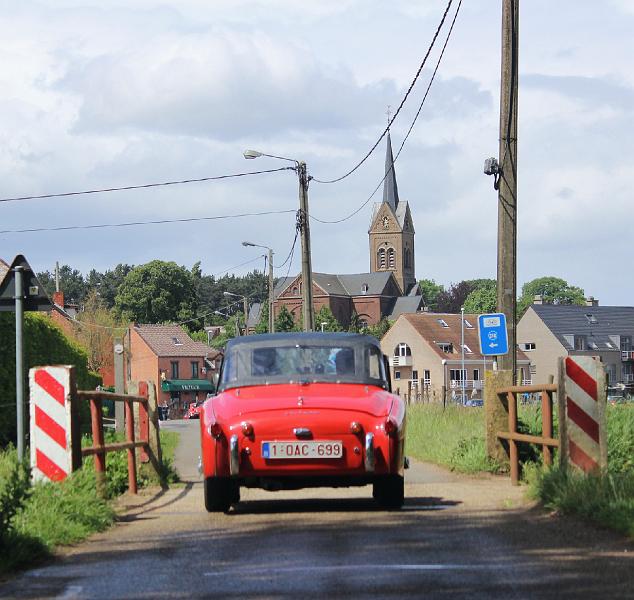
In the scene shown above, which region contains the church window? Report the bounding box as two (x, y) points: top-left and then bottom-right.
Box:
(377, 248), (386, 269)
(404, 248), (411, 268)
(361, 283), (369, 294)
(387, 247), (396, 269)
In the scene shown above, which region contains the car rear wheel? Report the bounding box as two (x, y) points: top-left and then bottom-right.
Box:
(204, 477), (240, 512)
(372, 474), (404, 510)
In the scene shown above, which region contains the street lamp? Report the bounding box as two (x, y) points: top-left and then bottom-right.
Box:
(320, 322), (328, 332)
(223, 292), (250, 336)
(243, 149), (315, 332)
(242, 241), (275, 334)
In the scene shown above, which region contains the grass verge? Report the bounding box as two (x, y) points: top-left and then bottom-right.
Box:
(0, 429), (180, 575)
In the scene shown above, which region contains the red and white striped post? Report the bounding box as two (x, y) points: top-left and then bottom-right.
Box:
(29, 366), (82, 482)
(559, 356), (608, 473)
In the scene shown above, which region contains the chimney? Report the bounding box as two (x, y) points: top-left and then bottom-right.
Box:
(533, 295), (543, 305)
(52, 290), (64, 308)
(585, 297), (599, 307)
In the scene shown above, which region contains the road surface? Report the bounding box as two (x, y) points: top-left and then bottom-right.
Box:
(1, 419), (632, 599)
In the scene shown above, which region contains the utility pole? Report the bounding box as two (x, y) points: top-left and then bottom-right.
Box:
(496, 0), (519, 377)
(298, 161), (315, 332)
(243, 296), (249, 335)
(268, 248), (275, 333)
(14, 266), (25, 461)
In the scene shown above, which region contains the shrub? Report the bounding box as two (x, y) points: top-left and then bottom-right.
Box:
(0, 447), (31, 544)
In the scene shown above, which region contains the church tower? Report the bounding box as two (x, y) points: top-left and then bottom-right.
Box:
(368, 130), (416, 294)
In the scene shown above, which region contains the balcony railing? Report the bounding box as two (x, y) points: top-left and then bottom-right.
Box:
(389, 355), (413, 367)
(622, 351), (634, 361)
(449, 380), (483, 390)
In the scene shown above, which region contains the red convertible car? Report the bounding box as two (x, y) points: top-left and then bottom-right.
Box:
(199, 332), (406, 512)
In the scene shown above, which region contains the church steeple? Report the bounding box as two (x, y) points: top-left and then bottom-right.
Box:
(382, 130), (399, 211)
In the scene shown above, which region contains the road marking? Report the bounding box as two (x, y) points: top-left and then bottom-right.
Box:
(204, 563), (492, 577)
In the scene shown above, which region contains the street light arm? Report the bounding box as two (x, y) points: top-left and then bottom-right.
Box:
(243, 149), (299, 166)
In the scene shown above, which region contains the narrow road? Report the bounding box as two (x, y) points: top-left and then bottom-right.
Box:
(1, 420), (632, 599)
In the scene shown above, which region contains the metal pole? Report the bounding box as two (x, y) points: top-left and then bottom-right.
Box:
(496, 0), (519, 377)
(268, 248), (275, 333)
(114, 337), (125, 434)
(298, 161), (315, 332)
(243, 297), (249, 335)
(461, 307), (466, 405)
(14, 266), (25, 462)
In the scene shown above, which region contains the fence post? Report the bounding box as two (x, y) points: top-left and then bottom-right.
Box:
(132, 380), (165, 487)
(507, 391), (519, 485)
(541, 389), (553, 467)
(124, 398), (138, 494)
(90, 394), (106, 497)
(484, 369), (513, 467)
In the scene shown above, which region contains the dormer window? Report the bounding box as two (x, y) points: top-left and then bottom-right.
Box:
(463, 319), (474, 329)
(437, 319), (449, 328)
(361, 283), (369, 295)
(172, 337), (183, 346)
(585, 314), (598, 324)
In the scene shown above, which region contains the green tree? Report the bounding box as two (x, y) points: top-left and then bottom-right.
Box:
(255, 302), (270, 334)
(348, 311), (362, 333)
(275, 305), (296, 332)
(463, 279), (497, 314)
(37, 265), (88, 304)
(366, 318), (392, 340)
(98, 264), (133, 308)
(419, 279), (444, 311)
(114, 260), (198, 323)
(315, 306), (343, 332)
(518, 276), (586, 316)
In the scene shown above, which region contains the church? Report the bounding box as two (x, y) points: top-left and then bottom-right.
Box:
(271, 130), (424, 329)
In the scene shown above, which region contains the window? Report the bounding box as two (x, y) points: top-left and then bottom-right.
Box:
(463, 319), (474, 329)
(423, 369), (431, 384)
(473, 369), (480, 381)
(462, 344), (473, 354)
(292, 285), (300, 296)
(359, 319), (368, 329)
(621, 336), (632, 352)
(585, 314), (598, 324)
(450, 369), (467, 381)
(520, 342), (536, 351)
(377, 248), (386, 269)
(191, 361), (199, 378)
(172, 337), (182, 346)
(437, 319), (449, 328)
(606, 341), (614, 349)
(412, 370), (419, 381)
(404, 248), (411, 268)
(530, 364), (537, 375)
(394, 343), (411, 357)
(394, 371), (401, 380)
(171, 361), (179, 379)
(437, 342), (453, 353)
(574, 335), (586, 351)
(387, 247), (396, 269)
(361, 283), (369, 294)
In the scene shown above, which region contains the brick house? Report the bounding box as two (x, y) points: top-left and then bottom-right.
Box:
(381, 312), (530, 403)
(517, 299), (634, 392)
(128, 324), (222, 418)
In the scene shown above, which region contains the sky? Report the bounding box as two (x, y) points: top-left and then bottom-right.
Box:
(1, 0), (633, 304)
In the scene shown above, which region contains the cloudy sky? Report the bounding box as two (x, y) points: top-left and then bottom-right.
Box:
(1, 0), (632, 304)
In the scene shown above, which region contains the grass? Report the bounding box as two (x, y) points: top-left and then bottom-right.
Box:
(0, 429), (180, 575)
(406, 403), (501, 473)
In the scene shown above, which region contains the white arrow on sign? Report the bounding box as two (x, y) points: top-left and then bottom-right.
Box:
(489, 343), (498, 348)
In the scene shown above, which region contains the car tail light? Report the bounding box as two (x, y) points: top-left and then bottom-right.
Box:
(350, 421), (362, 434)
(241, 421), (254, 437)
(384, 417), (398, 435)
(208, 421), (223, 439)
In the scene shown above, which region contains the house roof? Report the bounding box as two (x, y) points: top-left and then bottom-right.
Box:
(397, 312), (529, 362)
(387, 296), (425, 320)
(529, 304), (634, 351)
(133, 324), (220, 358)
(274, 271), (397, 299)
(0, 258), (9, 285)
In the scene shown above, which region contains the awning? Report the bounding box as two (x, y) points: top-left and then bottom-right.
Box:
(161, 379), (215, 392)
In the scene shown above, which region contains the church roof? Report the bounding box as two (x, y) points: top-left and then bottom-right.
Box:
(387, 295), (425, 320)
(274, 272), (397, 299)
(382, 130), (399, 211)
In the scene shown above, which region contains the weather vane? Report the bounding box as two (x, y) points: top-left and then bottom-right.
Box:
(386, 105), (392, 126)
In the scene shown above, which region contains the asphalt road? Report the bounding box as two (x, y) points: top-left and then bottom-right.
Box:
(1, 419), (632, 599)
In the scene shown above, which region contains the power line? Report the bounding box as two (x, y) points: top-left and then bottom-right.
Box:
(311, 0), (454, 185)
(0, 167), (294, 204)
(0, 209), (296, 235)
(310, 0), (462, 224)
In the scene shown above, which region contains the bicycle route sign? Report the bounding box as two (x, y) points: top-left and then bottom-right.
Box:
(477, 313), (509, 356)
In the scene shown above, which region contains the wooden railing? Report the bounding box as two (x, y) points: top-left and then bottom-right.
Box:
(77, 381), (162, 495)
(496, 383), (559, 485)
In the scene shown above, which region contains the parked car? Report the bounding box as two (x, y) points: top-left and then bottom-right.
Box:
(184, 401), (204, 419)
(199, 332), (406, 512)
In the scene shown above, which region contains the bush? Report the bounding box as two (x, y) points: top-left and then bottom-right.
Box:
(0, 447), (31, 544)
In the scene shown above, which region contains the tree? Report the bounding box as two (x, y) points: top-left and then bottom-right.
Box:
(315, 306), (343, 332)
(463, 279), (497, 314)
(418, 279), (444, 311)
(37, 265), (88, 304)
(114, 260), (198, 323)
(518, 276), (585, 316)
(255, 302), (270, 334)
(275, 305), (296, 332)
(98, 264), (134, 308)
(366, 318), (393, 340)
(436, 281), (474, 313)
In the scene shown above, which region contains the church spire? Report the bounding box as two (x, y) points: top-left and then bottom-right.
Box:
(382, 129), (399, 211)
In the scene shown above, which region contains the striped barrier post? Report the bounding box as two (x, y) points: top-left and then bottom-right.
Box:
(559, 356), (607, 473)
(29, 365), (82, 482)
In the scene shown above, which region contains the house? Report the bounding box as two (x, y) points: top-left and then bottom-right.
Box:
(517, 299), (634, 391)
(128, 324), (222, 418)
(381, 312), (531, 403)
(271, 130), (424, 329)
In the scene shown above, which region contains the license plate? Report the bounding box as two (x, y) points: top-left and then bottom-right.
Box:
(262, 441), (343, 459)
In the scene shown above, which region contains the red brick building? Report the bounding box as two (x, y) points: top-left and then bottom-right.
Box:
(129, 324), (222, 418)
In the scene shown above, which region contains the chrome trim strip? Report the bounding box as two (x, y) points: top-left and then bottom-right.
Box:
(364, 432), (375, 473)
(230, 434), (239, 477)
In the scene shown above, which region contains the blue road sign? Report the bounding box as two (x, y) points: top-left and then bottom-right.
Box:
(477, 313), (509, 356)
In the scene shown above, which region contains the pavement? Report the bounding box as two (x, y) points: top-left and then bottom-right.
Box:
(0, 419), (632, 599)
